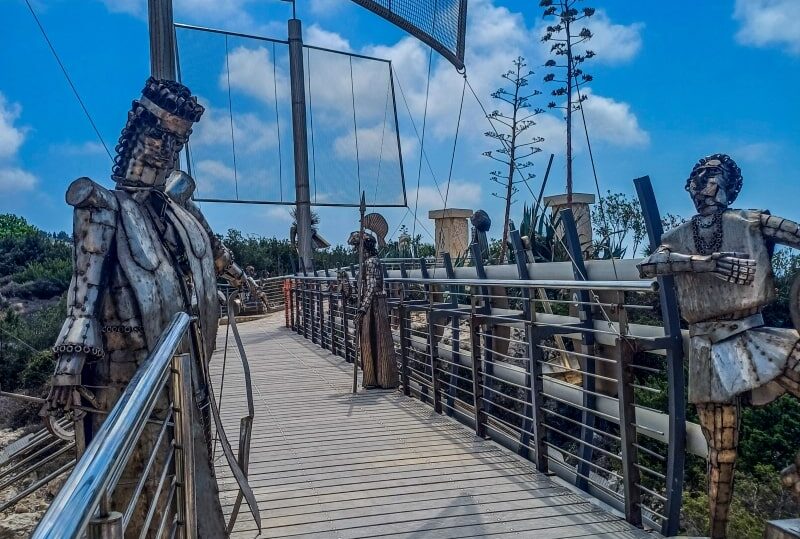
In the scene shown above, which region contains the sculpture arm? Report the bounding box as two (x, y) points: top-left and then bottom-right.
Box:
(761, 214), (800, 250)
(165, 170), (263, 301)
(637, 246), (755, 285)
(637, 247), (713, 278)
(49, 178), (118, 407)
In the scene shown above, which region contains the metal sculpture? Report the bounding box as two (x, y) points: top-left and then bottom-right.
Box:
(638, 154), (800, 539)
(44, 77), (261, 536)
(349, 210), (399, 389)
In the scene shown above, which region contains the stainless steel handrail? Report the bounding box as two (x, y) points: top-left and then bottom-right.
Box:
(32, 312), (191, 539)
(291, 274), (658, 292)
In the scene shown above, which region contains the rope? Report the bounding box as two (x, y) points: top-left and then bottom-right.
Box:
(372, 76), (392, 206)
(392, 66), (446, 206)
(464, 74), (623, 338)
(575, 80), (618, 277)
(224, 35), (240, 199)
(434, 74), (467, 259)
(273, 42), (284, 202)
(0, 325), (40, 354)
(349, 56), (362, 197)
(411, 48), (434, 246)
(24, 0), (112, 161)
(307, 48), (318, 203)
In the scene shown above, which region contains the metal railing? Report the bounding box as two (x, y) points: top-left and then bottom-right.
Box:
(219, 275), (288, 318)
(287, 234), (701, 536)
(32, 312), (196, 539)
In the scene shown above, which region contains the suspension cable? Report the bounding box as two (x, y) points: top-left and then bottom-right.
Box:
(24, 0), (112, 161)
(273, 41), (284, 202)
(435, 74), (467, 259)
(224, 35), (240, 200)
(307, 47), (318, 203)
(411, 48), (435, 247)
(392, 66), (446, 206)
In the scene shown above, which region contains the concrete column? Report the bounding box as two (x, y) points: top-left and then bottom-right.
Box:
(428, 208), (473, 257)
(543, 193), (595, 255)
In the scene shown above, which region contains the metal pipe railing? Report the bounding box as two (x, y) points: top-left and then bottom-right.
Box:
(32, 312), (191, 539)
(287, 261), (694, 536)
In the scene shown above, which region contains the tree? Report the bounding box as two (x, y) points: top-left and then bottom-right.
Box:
(483, 56), (545, 263)
(541, 0), (595, 205)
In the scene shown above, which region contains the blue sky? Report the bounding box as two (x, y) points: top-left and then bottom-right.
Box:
(2, 0), (799, 251)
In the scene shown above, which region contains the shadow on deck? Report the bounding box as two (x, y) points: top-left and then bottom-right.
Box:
(211, 314), (654, 539)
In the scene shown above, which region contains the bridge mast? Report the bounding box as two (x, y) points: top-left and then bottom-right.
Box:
(148, 0), (176, 80)
(288, 7), (314, 272)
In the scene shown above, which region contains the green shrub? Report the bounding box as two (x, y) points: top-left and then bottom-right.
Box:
(15, 258), (72, 288)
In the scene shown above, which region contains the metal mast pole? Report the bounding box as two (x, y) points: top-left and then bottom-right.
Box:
(148, 0), (176, 80)
(288, 17), (314, 271)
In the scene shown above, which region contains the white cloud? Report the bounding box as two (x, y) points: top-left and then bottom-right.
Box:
(306, 24), (351, 51)
(734, 0), (800, 55)
(0, 93), (36, 192)
(224, 46), (287, 104)
(408, 180), (482, 216)
(582, 10), (644, 64)
(266, 206), (292, 223)
(193, 102), (278, 154)
(580, 89), (650, 147)
(0, 94), (27, 160)
(100, 0), (264, 32)
(195, 159), (237, 184)
(0, 168), (37, 193)
(333, 124), (415, 162)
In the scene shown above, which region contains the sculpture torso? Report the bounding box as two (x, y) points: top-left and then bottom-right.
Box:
(661, 209), (775, 323)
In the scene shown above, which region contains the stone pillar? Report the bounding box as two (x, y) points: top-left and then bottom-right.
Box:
(428, 208), (473, 257)
(542, 193), (595, 254)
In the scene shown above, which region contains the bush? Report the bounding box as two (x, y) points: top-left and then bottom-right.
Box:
(682, 464), (799, 538)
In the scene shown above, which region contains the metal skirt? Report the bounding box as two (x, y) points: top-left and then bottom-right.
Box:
(359, 297), (400, 389)
(689, 325), (798, 403)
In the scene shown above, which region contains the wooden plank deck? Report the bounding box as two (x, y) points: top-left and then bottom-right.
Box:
(211, 314), (653, 539)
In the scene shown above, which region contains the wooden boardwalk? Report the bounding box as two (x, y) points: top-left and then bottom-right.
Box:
(211, 315), (653, 539)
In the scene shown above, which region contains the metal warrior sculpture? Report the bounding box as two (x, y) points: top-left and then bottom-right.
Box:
(347, 212), (399, 390)
(45, 78), (261, 536)
(638, 154), (800, 539)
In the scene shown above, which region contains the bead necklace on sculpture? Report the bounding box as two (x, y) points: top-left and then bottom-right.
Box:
(638, 154), (800, 539)
(43, 78), (263, 536)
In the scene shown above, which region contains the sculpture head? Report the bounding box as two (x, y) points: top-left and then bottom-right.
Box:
(348, 231), (378, 256)
(112, 78), (204, 190)
(685, 154), (743, 215)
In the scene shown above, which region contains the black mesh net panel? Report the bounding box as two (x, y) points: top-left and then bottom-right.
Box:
(175, 24), (406, 208)
(352, 0), (467, 70)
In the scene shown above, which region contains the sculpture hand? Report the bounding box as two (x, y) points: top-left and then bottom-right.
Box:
(45, 352), (95, 412)
(708, 252), (756, 285)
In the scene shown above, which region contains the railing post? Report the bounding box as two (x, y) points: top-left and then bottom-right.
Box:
(469, 293), (486, 438)
(342, 283), (353, 364)
(615, 298), (642, 527)
(470, 242), (495, 418)
(329, 281), (338, 358)
(86, 504), (123, 539)
(422, 260), (438, 407)
(442, 253), (461, 417)
(560, 208), (597, 492)
(399, 299), (411, 397)
(635, 175), (685, 536)
(172, 352), (197, 539)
